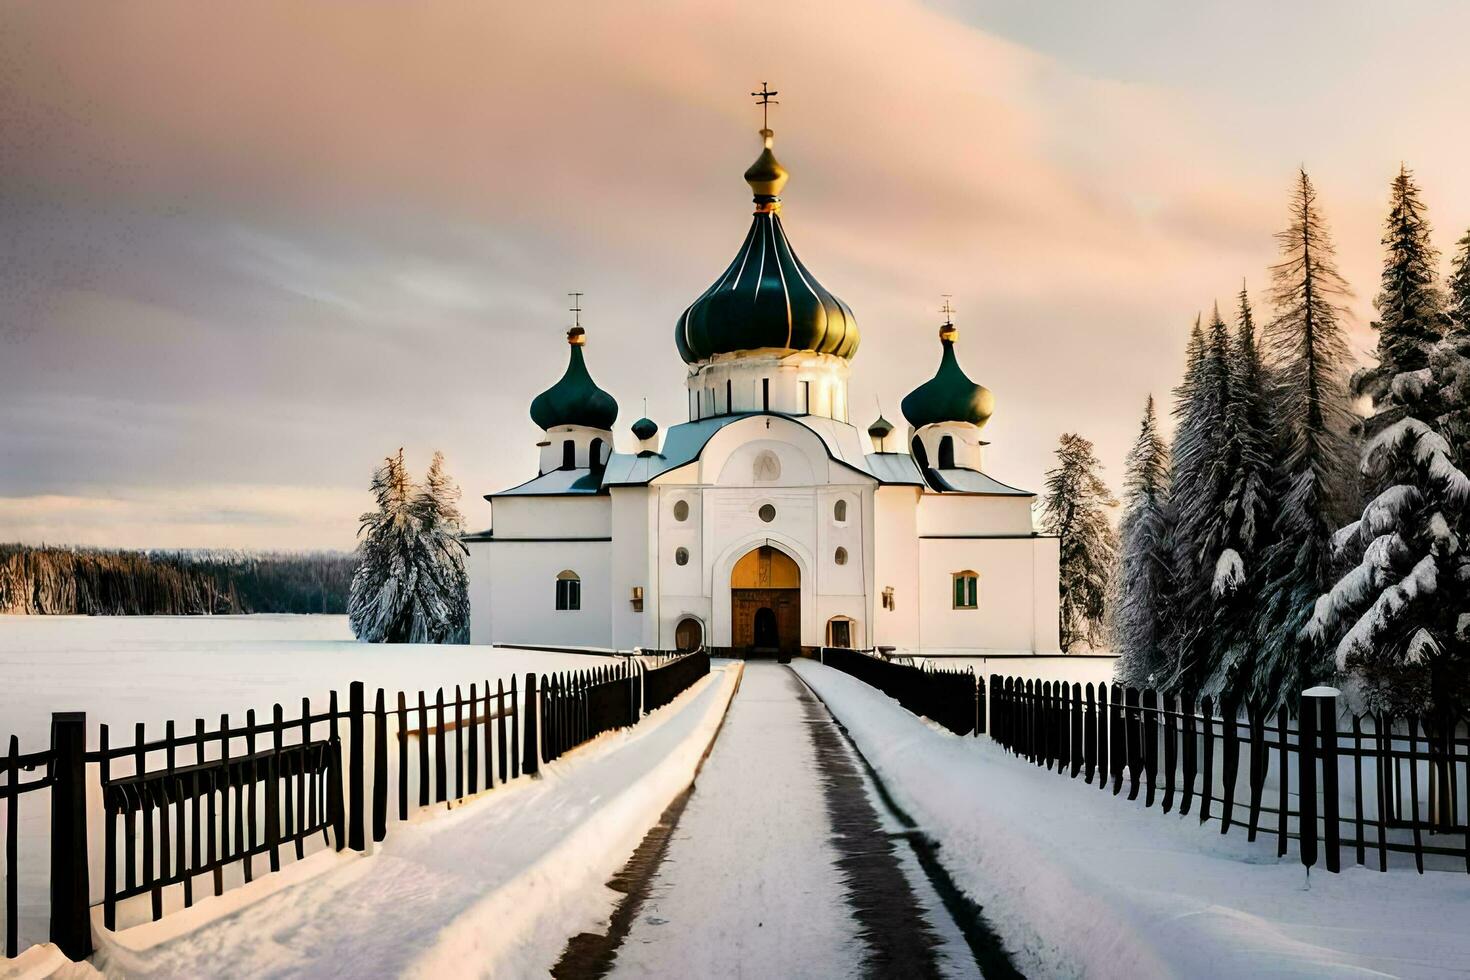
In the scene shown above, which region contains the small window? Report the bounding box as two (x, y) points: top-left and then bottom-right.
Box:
(673, 499), (690, 522)
(762, 378), (770, 411)
(882, 586), (895, 611)
(674, 547), (690, 566)
(562, 440), (576, 470)
(589, 437), (605, 472)
(726, 379), (733, 415)
(758, 503), (776, 523)
(833, 499), (847, 523)
(834, 547), (848, 566)
(555, 570), (581, 611)
(938, 435), (955, 469)
(952, 571), (978, 610)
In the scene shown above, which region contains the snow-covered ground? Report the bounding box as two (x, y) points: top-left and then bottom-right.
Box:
(794, 661), (1470, 978)
(86, 663), (739, 978)
(609, 663), (865, 979)
(0, 614), (617, 960)
(0, 615), (613, 749)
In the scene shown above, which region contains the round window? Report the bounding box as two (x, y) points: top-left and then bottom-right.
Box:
(834, 547), (848, 565)
(758, 504), (776, 523)
(673, 499), (690, 522)
(674, 547), (689, 566)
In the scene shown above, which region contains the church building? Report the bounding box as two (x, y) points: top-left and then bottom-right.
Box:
(465, 116), (1061, 656)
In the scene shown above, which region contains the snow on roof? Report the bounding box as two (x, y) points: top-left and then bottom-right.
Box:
(489, 467), (604, 498)
(926, 467), (1034, 496)
(864, 453), (926, 486)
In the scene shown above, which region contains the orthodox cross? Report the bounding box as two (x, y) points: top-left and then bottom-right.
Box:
(568, 291), (583, 328)
(751, 82), (779, 129)
(940, 294), (955, 325)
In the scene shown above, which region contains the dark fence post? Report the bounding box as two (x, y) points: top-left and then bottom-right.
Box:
(349, 681), (366, 851)
(372, 688), (388, 844)
(523, 673), (539, 776)
(1299, 690), (1319, 872)
(49, 711), (92, 961)
(1307, 687), (1341, 873)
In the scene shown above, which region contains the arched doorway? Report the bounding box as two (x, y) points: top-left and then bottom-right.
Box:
(730, 545), (800, 657)
(674, 617), (703, 652)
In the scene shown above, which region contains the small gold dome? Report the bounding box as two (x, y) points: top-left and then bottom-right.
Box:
(567, 326), (586, 346)
(744, 129), (789, 206)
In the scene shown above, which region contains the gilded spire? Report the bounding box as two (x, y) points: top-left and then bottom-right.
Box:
(745, 83), (788, 211)
(939, 295), (958, 342)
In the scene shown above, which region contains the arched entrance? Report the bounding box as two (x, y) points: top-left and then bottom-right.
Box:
(730, 545), (800, 656)
(674, 617), (703, 652)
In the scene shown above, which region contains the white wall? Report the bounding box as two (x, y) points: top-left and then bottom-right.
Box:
(917, 537), (1053, 652)
(916, 492), (1034, 536)
(610, 487), (656, 649)
(489, 495), (612, 538)
(536, 425), (613, 474)
(872, 486), (921, 650)
(684, 349), (851, 421)
(476, 540), (612, 647)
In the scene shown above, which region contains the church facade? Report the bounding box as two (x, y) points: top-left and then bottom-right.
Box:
(466, 123), (1061, 655)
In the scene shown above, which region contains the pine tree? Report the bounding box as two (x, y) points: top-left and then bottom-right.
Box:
(1307, 333), (1470, 717)
(1042, 433), (1119, 652)
(414, 451), (471, 643)
(1448, 228), (1470, 336)
(1110, 396), (1172, 686)
(1353, 165), (1447, 445)
(1251, 169), (1358, 708)
(1161, 317), (1209, 683)
(349, 449), (471, 644)
(1208, 286), (1279, 698)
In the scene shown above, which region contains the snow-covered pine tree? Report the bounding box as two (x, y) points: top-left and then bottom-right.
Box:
(414, 451), (470, 643)
(1250, 169), (1358, 708)
(1042, 433), (1119, 651)
(1167, 305), (1234, 694)
(1306, 333), (1470, 717)
(349, 449), (470, 644)
(1208, 286), (1279, 699)
(1352, 165), (1447, 450)
(1110, 396), (1172, 687)
(1450, 228), (1470, 336)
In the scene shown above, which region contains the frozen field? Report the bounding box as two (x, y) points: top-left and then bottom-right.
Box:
(0, 615), (614, 751)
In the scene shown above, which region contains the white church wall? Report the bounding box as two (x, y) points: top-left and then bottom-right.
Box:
(489, 495), (612, 539)
(610, 487), (656, 650)
(1031, 535), (1063, 652)
(478, 540), (612, 648)
(466, 542), (495, 645)
(872, 486), (921, 650)
(915, 492), (1035, 536)
(917, 537), (1045, 652)
(685, 349), (851, 421)
(911, 422), (986, 471)
(536, 425), (613, 474)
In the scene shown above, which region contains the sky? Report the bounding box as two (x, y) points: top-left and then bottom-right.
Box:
(3, 0), (1470, 551)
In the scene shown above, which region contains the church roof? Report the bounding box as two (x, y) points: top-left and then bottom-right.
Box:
(674, 129), (858, 365)
(901, 322), (994, 430)
(923, 467), (1033, 496)
(489, 467), (605, 498)
(529, 328), (619, 431)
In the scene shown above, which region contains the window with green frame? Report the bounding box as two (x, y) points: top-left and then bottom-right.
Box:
(952, 571), (978, 609)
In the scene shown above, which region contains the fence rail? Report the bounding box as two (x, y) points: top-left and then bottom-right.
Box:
(2, 650), (712, 963)
(988, 677), (1470, 876)
(822, 648), (983, 736)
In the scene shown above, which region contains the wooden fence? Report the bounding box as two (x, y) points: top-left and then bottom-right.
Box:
(2, 652), (712, 963)
(822, 648), (983, 736)
(988, 677), (1470, 875)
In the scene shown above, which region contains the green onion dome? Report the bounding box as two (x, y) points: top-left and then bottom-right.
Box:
(901, 323), (994, 430)
(867, 415), (894, 440)
(529, 327), (619, 431)
(631, 416), (658, 440)
(674, 129), (859, 365)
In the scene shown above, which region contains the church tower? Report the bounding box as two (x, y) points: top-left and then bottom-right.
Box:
(674, 88), (859, 424)
(528, 318), (618, 476)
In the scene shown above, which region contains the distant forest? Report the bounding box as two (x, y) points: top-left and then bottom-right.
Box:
(0, 544), (355, 615)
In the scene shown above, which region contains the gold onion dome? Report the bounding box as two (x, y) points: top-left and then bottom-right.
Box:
(529, 328), (619, 431)
(901, 321), (994, 430)
(674, 128), (859, 365)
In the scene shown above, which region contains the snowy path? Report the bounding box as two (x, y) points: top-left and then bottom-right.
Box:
(587, 663), (979, 979)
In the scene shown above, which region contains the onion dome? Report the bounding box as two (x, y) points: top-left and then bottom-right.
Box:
(631, 416), (658, 441)
(867, 415), (894, 441)
(674, 128), (858, 365)
(529, 327), (618, 431)
(901, 321), (994, 430)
